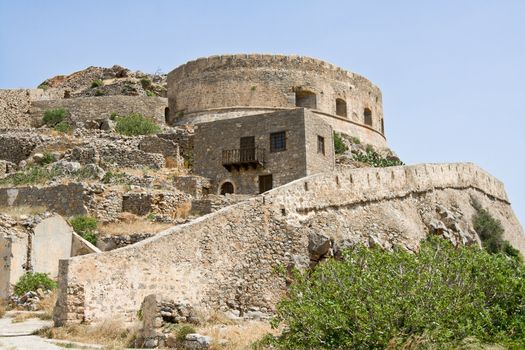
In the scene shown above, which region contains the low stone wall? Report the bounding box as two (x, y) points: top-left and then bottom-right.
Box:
(30, 95), (168, 125)
(0, 183), (88, 217)
(54, 163), (525, 324)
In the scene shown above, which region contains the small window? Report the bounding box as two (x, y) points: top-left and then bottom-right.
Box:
(317, 135), (325, 155)
(295, 90), (317, 109)
(335, 98), (347, 117)
(270, 131), (286, 152)
(381, 119), (384, 134)
(364, 108), (373, 126)
(220, 182), (234, 195)
(164, 107), (170, 123)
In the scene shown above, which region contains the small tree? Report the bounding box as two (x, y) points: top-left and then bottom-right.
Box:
(115, 113), (161, 136)
(42, 108), (67, 127)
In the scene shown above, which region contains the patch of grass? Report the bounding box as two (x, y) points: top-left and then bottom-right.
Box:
(14, 272), (57, 296)
(36, 320), (139, 349)
(54, 121), (72, 133)
(333, 132), (348, 155)
(43, 108), (67, 127)
(0, 166), (62, 186)
(114, 113), (161, 136)
(0, 300), (5, 318)
(41, 152), (55, 165)
(109, 112), (118, 120)
(90, 79), (103, 88)
(94, 89), (105, 96)
(145, 90), (156, 97)
(99, 215), (171, 236)
(174, 324), (196, 342)
(38, 290), (57, 320)
(0, 205), (47, 218)
(350, 136), (361, 144)
(101, 170), (129, 185)
(69, 216), (98, 245)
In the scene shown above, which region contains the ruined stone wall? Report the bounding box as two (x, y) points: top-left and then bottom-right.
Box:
(167, 54), (386, 148)
(54, 163), (525, 324)
(0, 183), (88, 217)
(30, 96), (168, 125)
(0, 88), (64, 128)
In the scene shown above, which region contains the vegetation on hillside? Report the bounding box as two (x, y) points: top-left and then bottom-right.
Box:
(264, 237), (525, 349)
(69, 216), (98, 245)
(14, 272), (57, 296)
(42, 108), (67, 127)
(333, 132), (348, 155)
(114, 113), (161, 136)
(353, 146), (404, 167)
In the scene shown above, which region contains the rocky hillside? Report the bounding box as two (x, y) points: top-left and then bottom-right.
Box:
(37, 65), (167, 98)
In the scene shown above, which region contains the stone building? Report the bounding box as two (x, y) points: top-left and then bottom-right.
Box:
(193, 108), (335, 194)
(167, 54), (387, 149)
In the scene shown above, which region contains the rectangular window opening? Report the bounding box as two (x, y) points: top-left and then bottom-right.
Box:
(270, 131), (286, 152)
(317, 135), (325, 155)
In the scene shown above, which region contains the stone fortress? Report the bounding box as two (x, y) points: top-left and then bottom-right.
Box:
(0, 54), (524, 342)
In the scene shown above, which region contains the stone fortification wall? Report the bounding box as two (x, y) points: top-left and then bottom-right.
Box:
(30, 96), (168, 125)
(167, 54), (386, 148)
(54, 163), (525, 325)
(0, 88), (64, 128)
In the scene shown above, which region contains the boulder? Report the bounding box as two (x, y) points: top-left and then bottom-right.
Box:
(308, 232), (331, 260)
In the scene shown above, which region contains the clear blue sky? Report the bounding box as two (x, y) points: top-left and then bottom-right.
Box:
(1, 0), (524, 226)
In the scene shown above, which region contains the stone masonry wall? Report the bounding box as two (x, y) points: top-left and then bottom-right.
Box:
(30, 96), (168, 125)
(54, 163), (525, 325)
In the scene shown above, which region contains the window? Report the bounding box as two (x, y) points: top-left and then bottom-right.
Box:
(364, 108), (373, 126)
(220, 182), (234, 195)
(317, 135), (325, 155)
(259, 174), (273, 193)
(270, 131), (286, 152)
(381, 119), (384, 134)
(164, 107), (170, 123)
(295, 90), (317, 109)
(240, 136), (255, 162)
(335, 98), (347, 117)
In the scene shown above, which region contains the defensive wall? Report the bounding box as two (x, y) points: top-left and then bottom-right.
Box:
(167, 54), (387, 148)
(30, 95), (168, 125)
(54, 163), (525, 324)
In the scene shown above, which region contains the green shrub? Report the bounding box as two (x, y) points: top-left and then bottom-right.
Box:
(54, 121), (71, 133)
(145, 90), (156, 97)
(41, 152), (55, 165)
(69, 216), (98, 245)
(38, 82), (49, 90)
(353, 148), (404, 167)
(42, 108), (67, 127)
(350, 136), (361, 145)
(110, 112), (118, 120)
(270, 237), (525, 349)
(101, 170), (129, 185)
(91, 79), (103, 88)
(14, 272), (57, 296)
(174, 324), (196, 343)
(94, 89), (105, 96)
(333, 132), (348, 155)
(140, 78), (152, 90)
(114, 113), (161, 136)
(472, 199), (521, 259)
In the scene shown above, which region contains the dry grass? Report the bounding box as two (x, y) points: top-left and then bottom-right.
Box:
(99, 214), (172, 236)
(165, 156), (181, 169)
(175, 201), (192, 219)
(197, 320), (278, 350)
(0, 300), (6, 318)
(0, 205), (47, 218)
(38, 290), (57, 320)
(37, 319), (139, 349)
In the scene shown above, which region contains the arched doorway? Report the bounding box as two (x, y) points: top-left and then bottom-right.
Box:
(364, 108), (373, 126)
(220, 181), (234, 195)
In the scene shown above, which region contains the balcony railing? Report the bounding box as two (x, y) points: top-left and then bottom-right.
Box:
(222, 147), (265, 171)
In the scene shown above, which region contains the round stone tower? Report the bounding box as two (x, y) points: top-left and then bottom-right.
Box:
(167, 54), (387, 148)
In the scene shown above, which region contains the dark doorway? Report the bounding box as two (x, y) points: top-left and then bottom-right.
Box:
(164, 107), (170, 123)
(240, 136), (255, 162)
(295, 91), (317, 109)
(220, 182), (234, 195)
(336, 98), (347, 117)
(259, 174), (273, 193)
(364, 108), (373, 126)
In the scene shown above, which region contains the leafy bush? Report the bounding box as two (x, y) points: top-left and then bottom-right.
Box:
(333, 132), (348, 155)
(94, 89), (105, 96)
(38, 82), (50, 90)
(91, 79), (103, 88)
(353, 148), (404, 167)
(472, 199), (521, 259)
(270, 237), (525, 349)
(145, 90), (156, 97)
(101, 170), (129, 185)
(174, 324), (196, 343)
(54, 121), (71, 133)
(69, 216), (98, 245)
(14, 272), (57, 296)
(42, 108), (67, 127)
(114, 113), (161, 136)
(140, 77), (152, 90)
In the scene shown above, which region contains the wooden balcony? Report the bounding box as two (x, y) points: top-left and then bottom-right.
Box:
(222, 147), (265, 171)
